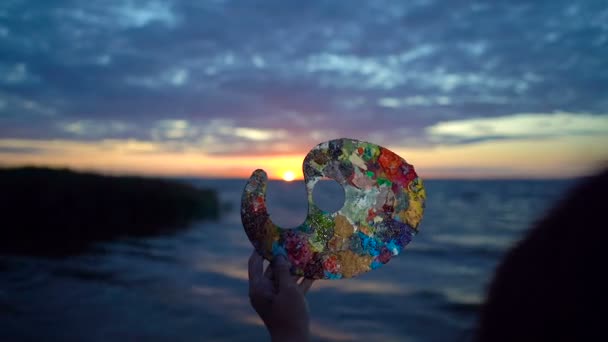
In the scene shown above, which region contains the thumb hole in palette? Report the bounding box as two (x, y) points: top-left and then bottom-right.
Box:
(312, 177), (345, 213)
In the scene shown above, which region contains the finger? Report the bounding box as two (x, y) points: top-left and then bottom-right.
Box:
(249, 288), (273, 303)
(264, 262), (273, 280)
(248, 250), (264, 291)
(271, 255), (294, 290)
(299, 279), (314, 294)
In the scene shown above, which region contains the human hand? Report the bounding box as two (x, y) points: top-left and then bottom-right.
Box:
(248, 250), (314, 342)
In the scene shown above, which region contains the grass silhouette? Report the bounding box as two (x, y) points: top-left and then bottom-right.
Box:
(0, 167), (219, 256)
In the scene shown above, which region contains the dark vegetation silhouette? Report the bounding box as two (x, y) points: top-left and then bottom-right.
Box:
(0, 167), (219, 256)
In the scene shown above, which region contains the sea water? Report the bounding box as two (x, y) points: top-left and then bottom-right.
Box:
(0, 179), (574, 341)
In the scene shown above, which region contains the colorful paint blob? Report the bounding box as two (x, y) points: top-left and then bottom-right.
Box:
(241, 138), (426, 279)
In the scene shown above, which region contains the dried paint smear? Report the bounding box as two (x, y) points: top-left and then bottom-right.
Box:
(241, 138), (426, 279)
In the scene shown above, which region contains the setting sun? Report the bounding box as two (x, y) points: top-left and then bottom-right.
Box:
(282, 170), (296, 182)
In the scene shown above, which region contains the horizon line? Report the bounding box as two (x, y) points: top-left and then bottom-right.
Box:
(1, 164), (584, 182)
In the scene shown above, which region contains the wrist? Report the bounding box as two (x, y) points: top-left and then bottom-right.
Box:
(269, 327), (310, 342)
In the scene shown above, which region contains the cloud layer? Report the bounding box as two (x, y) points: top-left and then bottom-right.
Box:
(1, 0), (607, 174)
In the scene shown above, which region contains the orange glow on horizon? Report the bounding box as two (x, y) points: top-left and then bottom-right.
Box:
(0, 135), (606, 179)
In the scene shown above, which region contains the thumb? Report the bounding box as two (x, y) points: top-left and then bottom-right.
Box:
(272, 255), (293, 290)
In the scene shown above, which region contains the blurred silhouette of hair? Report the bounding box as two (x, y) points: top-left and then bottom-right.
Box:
(475, 168), (608, 341)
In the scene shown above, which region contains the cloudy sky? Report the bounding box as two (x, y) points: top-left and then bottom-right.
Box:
(1, 0), (607, 179)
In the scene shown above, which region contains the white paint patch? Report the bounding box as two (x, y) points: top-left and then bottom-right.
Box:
(349, 154), (367, 170)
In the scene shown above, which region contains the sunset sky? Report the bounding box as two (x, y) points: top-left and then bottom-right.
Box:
(1, 0), (607, 179)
